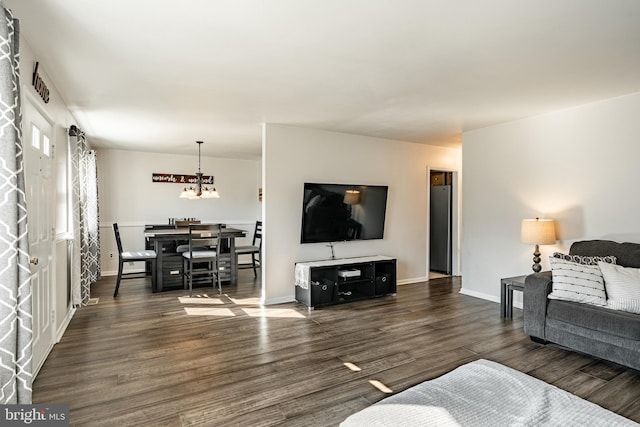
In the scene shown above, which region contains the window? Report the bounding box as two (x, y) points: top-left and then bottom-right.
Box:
(43, 134), (50, 157)
(31, 124), (40, 149)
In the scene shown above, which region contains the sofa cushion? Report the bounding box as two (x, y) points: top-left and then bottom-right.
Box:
(545, 320), (640, 371)
(570, 240), (640, 268)
(598, 262), (640, 314)
(547, 299), (640, 341)
(548, 257), (607, 306)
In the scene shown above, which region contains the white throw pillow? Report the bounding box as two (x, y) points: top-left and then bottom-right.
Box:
(597, 261), (640, 314)
(548, 257), (607, 306)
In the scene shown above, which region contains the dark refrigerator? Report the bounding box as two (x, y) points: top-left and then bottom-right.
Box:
(430, 185), (452, 274)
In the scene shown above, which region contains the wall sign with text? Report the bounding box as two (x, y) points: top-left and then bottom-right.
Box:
(32, 62), (50, 103)
(152, 173), (214, 185)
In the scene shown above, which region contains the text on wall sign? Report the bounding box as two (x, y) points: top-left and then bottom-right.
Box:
(32, 62), (50, 103)
(152, 173), (214, 184)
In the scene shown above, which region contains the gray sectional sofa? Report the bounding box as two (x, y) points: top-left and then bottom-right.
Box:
(523, 240), (640, 371)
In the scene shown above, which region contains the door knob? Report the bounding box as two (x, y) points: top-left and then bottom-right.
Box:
(30, 257), (39, 265)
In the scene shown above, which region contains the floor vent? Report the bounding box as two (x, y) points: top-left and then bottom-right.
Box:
(87, 298), (99, 305)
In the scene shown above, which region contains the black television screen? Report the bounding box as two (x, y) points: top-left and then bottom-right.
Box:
(301, 183), (388, 244)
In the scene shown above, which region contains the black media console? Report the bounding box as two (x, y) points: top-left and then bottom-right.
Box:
(294, 256), (397, 309)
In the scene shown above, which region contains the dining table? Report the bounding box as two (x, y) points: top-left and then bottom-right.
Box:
(144, 225), (247, 292)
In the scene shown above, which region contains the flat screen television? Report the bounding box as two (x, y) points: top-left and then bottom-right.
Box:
(300, 183), (389, 244)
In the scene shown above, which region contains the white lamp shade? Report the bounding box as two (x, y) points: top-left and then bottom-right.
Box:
(344, 190), (360, 205)
(200, 188), (220, 199)
(521, 218), (556, 245)
(180, 187), (195, 198)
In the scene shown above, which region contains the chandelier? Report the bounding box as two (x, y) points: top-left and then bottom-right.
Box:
(179, 141), (220, 199)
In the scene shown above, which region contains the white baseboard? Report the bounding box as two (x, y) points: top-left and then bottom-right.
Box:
(459, 287), (500, 304)
(263, 295), (296, 305)
(459, 287), (523, 309)
(56, 304), (76, 343)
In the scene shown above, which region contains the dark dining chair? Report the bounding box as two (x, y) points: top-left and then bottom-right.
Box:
(236, 220), (262, 277)
(182, 224), (224, 296)
(113, 223), (157, 297)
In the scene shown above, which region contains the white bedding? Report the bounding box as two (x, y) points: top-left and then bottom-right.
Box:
(340, 359), (638, 426)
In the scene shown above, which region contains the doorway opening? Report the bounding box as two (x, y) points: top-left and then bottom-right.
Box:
(429, 170), (453, 278)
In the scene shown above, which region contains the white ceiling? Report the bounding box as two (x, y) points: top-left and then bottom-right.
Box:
(5, 0), (640, 159)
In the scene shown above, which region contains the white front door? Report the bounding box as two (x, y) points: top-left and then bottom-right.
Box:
(23, 99), (55, 375)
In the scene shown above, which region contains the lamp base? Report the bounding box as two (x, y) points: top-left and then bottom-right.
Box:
(531, 244), (542, 273)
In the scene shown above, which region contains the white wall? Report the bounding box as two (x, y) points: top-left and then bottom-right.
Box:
(262, 124), (461, 305)
(461, 91), (640, 304)
(98, 149), (261, 274)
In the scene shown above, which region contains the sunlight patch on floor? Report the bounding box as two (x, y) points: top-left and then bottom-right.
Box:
(229, 297), (261, 305)
(178, 296), (226, 305)
(343, 362), (362, 372)
(179, 294), (304, 318)
(241, 307), (306, 319)
(369, 379), (393, 393)
(183, 307), (235, 316)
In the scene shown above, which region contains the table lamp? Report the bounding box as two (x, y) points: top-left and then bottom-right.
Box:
(521, 217), (556, 272)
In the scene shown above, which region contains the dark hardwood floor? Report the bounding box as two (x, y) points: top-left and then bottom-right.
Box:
(34, 271), (640, 426)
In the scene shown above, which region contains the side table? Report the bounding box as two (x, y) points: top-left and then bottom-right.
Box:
(500, 275), (527, 318)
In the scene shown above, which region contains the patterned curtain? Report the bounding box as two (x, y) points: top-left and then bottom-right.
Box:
(0, 5), (32, 404)
(70, 131), (101, 306)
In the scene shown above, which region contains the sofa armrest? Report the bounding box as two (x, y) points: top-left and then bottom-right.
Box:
(523, 271), (553, 339)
